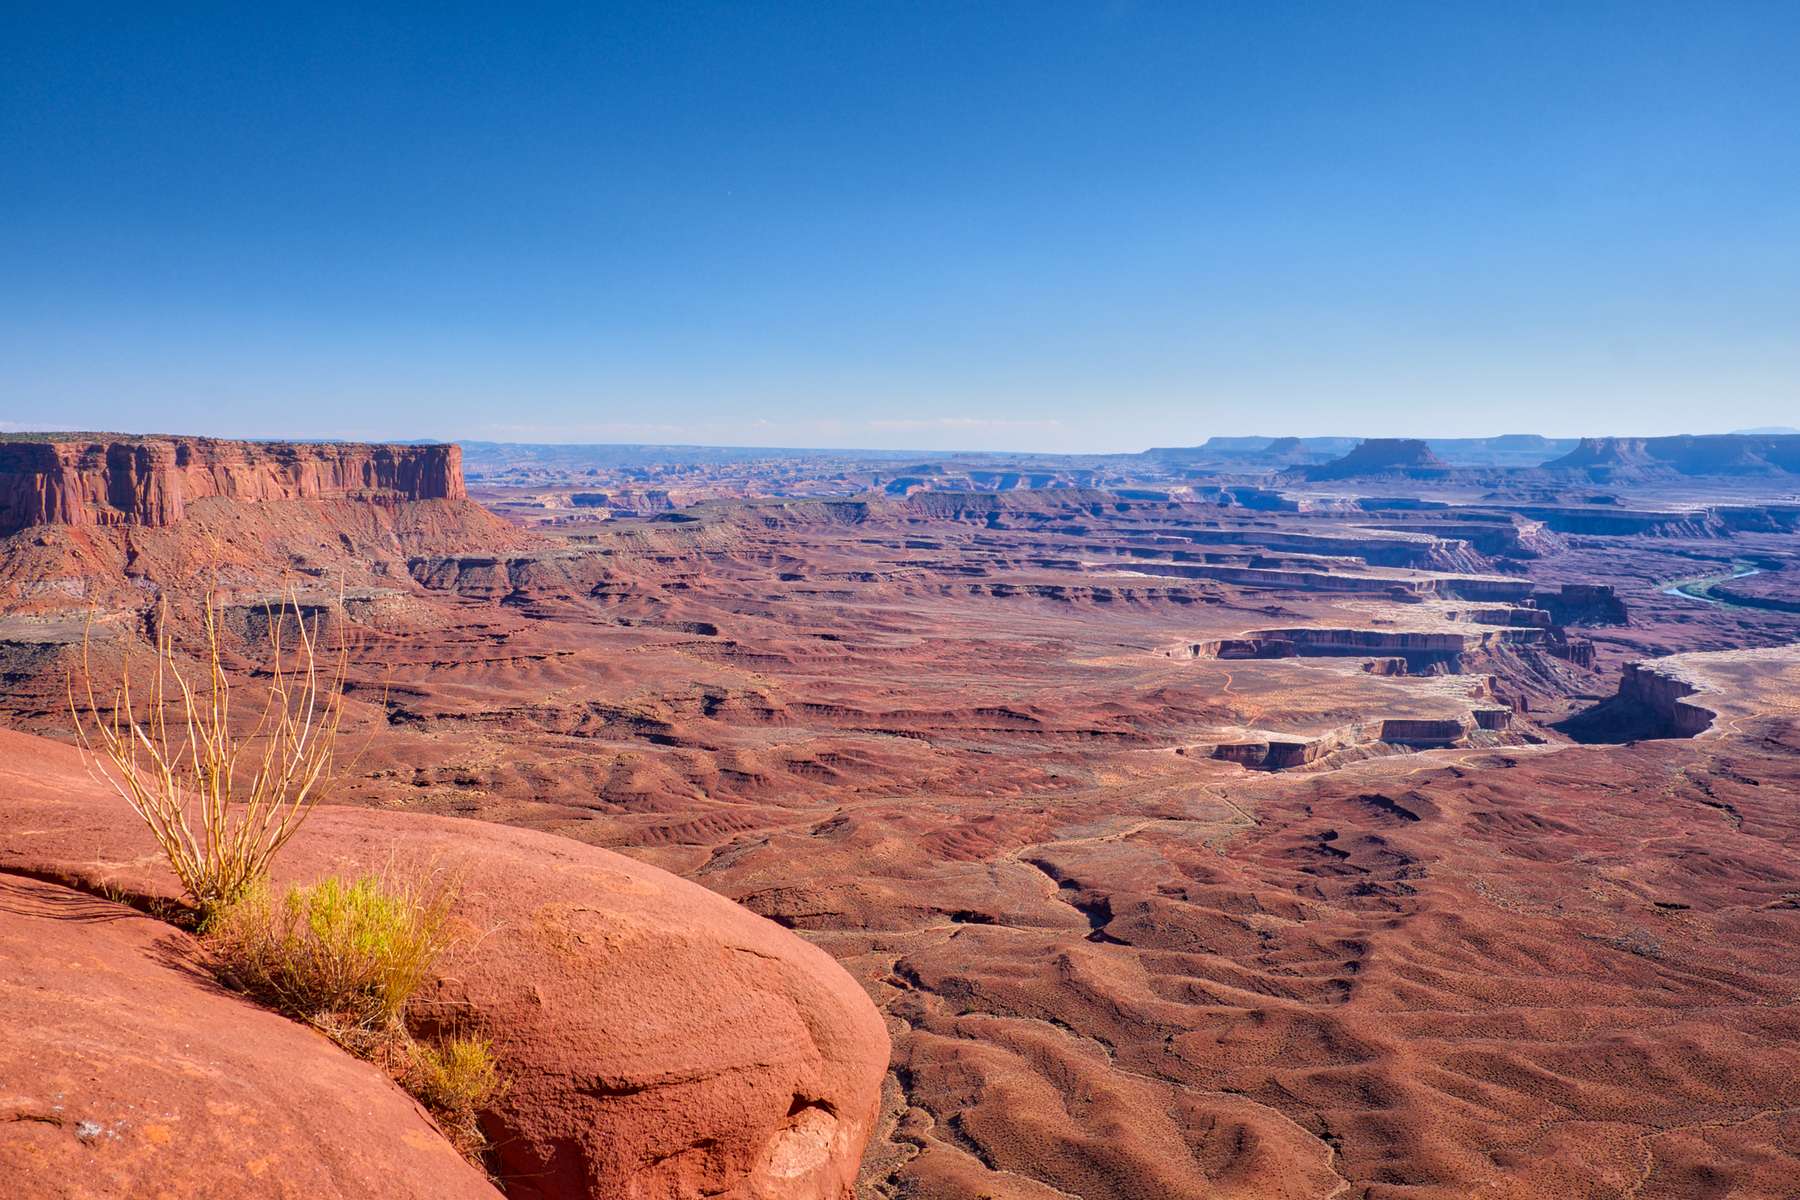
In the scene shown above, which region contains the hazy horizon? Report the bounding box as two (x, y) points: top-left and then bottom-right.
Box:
(4, 422), (1800, 460)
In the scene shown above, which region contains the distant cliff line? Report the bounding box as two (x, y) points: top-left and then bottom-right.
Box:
(0, 435), (465, 536)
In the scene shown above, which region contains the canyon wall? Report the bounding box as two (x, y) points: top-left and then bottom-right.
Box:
(0, 437), (465, 535)
(1617, 660), (1718, 737)
(1531, 583), (1629, 626)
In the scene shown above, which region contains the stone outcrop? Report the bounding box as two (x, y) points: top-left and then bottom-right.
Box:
(1164, 637), (1297, 661)
(1300, 438), (1450, 481)
(1544, 434), (1800, 478)
(1530, 583), (1629, 626)
(1202, 706), (1518, 770)
(1162, 526), (1482, 571)
(1245, 625), (1552, 671)
(0, 436), (465, 536)
(1498, 504), (1718, 537)
(1559, 647), (1800, 742)
(1713, 504), (1800, 534)
(1116, 560), (1534, 601)
(1617, 660), (1718, 737)
(0, 873), (502, 1200)
(1359, 515), (1552, 559)
(0, 729), (890, 1200)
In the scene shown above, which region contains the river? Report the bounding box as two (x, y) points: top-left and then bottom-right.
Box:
(1661, 563), (1763, 607)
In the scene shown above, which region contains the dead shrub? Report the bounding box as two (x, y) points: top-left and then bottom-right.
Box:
(70, 590), (349, 915)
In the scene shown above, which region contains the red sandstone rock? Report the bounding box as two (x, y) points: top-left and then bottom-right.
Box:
(0, 873), (499, 1200)
(0, 437), (465, 535)
(0, 729), (890, 1200)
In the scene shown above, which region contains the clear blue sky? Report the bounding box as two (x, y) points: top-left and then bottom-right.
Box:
(3, 2), (1797, 452)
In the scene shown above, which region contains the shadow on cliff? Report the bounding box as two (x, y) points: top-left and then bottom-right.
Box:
(1552, 696), (1690, 744)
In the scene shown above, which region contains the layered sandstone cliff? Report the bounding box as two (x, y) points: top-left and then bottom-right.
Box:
(0, 436), (465, 536)
(1617, 659), (1718, 737)
(1614, 646), (1800, 738)
(1562, 646), (1800, 743)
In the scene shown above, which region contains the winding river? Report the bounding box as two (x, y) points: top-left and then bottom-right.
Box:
(1660, 563), (1763, 607)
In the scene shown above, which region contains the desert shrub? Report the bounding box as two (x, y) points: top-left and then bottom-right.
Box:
(70, 590), (350, 915)
(408, 1034), (503, 1110)
(405, 1035), (505, 1154)
(206, 871), (501, 1162)
(206, 872), (453, 1034)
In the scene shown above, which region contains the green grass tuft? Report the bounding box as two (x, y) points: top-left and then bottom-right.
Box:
(206, 872), (453, 1032)
(205, 871), (503, 1164)
(405, 1034), (506, 1155)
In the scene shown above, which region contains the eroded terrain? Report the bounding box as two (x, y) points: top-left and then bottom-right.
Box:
(3, 437), (1799, 1199)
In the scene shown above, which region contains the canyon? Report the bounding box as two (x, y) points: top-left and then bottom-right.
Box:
(2, 433), (1798, 1199)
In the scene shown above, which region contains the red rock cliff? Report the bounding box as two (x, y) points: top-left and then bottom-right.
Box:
(0, 437), (465, 536)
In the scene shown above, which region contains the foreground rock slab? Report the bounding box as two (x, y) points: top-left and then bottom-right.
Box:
(0, 873), (500, 1200)
(0, 729), (890, 1200)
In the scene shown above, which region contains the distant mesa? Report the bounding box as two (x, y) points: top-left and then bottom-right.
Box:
(1545, 437), (1659, 471)
(1144, 434), (1577, 471)
(1300, 438), (1449, 481)
(0, 434), (464, 537)
(1544, 433), (1800, 479)
(0, 434), (523, 617)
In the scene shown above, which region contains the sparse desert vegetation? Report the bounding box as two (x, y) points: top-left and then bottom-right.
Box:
(66, 593), (500, 1162)
(205, 868), (502, 1159)
(69, 590), (347, 915)
(14, 430), (1800, 1197)
(203, 871), (454, 1033)
(404, 1034), (507, 1154)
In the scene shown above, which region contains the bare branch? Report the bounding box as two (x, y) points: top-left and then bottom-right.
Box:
(69, 588), (351, 914)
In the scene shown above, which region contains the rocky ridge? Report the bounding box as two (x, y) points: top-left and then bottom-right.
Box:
(0, 435), (465, 535)
(1544, 434), (1800, 479)
(1298, 438), (1451, 481)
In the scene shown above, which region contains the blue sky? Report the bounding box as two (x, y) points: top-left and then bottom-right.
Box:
(3, 2), (1797, 452)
